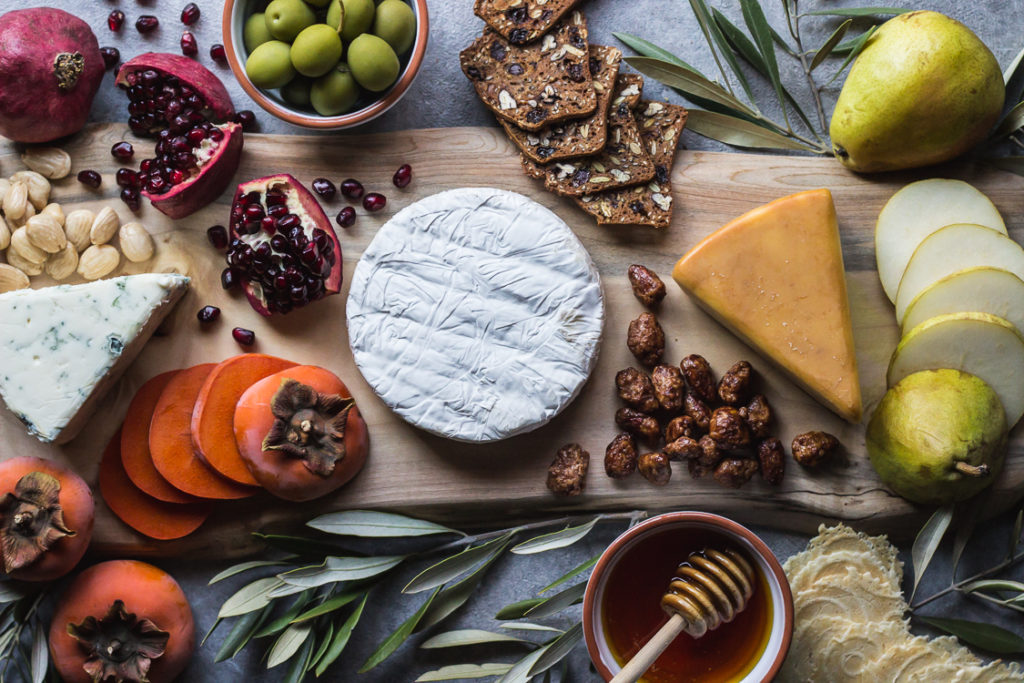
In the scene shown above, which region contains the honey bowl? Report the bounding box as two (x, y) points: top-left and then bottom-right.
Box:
(583, 512), (793, 683)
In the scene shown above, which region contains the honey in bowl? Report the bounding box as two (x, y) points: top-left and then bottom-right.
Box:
(601, 526), (772, 683)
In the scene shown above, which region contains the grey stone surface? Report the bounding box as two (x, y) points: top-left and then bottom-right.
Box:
(9, 0), (1024, 681)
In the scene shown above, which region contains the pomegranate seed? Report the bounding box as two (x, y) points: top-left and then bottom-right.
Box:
(115, 168), (139, 188)
(108, 9), (125, 32)
(340, 179), (364, 200)
(221, 267), (239, 289)
(393, 164), (412, 188)
(136, 15), (159, 33)
(363, 192), (387, 212)
(206, 226), (229, 250)
(77, 170), (101, 189)
(100, 47), (120, 71)
(180, 31), (198, 57)
(197, 305), (220, 323)
(111, 141), (134, 161)
(181, 3), (201, 25)
(233, 110), (257, 131)
(120, 187), (141, 211)
(232, 327), (256, 346)
(336, 206), (356, 228)
(210, 44), (227, 64)
(312, 178), (336, 199)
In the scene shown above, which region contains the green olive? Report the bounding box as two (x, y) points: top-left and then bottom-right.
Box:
(244, 13), (274, 53)
(290, 24), (343, 77)
(281, 77), (313, 107)
(340, 0), (376, 42)
(326, 0), (343, 30)
(372, 0), (415, 56)
(311, 64), (360, 115)
(347, 33), (400, 92)
(263, 0), (316, 42)
(246, 40), (297, 89)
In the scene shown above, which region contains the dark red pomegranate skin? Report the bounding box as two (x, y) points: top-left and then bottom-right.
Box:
(116, 53), (235, 128)
(0, 8), (104, 143)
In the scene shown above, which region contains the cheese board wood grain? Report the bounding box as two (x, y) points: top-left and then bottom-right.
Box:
(2, 123), (1023, 558)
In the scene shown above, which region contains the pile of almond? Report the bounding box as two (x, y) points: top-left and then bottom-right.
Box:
(0, 147), (156, 292)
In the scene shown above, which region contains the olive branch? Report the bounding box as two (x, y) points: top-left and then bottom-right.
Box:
(0, 583), (51, 683)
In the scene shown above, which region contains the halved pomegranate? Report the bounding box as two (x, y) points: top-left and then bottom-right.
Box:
(115, 53), (241, 219)
(226, 175), (343, 316)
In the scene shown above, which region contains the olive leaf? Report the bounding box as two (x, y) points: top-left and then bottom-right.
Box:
(307, 620), (335, 673)
(611, 32), (703, 74)
(511, 518), (598, 555)
(1004, 44), (1024, 85)
(1011, 509), (1023, 560)
(918, 617), (1024, 654)
(540, 555), (598, 594)
(254, 590), (316, 639)
(498, 647), (548, 683)
(993, 101), (1024, 139)
(524, 582), (587, 619)
(685, 109), (815, 151)
(291, 587), (366, 624)
(962, 579), (1024, 595)
(420, 629), (531, 649)
(624, 56), (757, 117)
(952, 498), (982, 578)
(416, 663), (515, 681)
(801, 7), (909, 17)
(30, 621), (46, 683)
(281, 637), (313, 683)
(359, 587), (441, 673)
(689, 0), (756, 104)
(315, 593), (367, 676)
(307, 510), (462, 538)
(267, 622), (312, 669)
(826, 26), (878, 84)
(404, 531), (514, 594)
(495, 598), (546, 621)
(527, 622), (584, 678)
(214, 606), (271, 662)
(252, 532), (347, 557)
(500, 622), (564, 634)
(417, 540), (508, 631)
(810, 19), (852, 71)
(278, 555), (405, 588)
(209, 560), (292, 585)
(0, 582), (26, 604)
(911, 505), (954, 601)
(219, 577), (285, 618)
(739, 0), (786, 119)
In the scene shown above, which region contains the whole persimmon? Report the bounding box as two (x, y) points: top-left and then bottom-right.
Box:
(234, 365), (369, 501)
(49, 560), (195, 683)
(0, 455), (93, 581)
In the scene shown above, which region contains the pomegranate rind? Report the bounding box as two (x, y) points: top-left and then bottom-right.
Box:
(143, 122), (244, 219)
(117, 52), (235, 122)
(0, 9), (103, 143)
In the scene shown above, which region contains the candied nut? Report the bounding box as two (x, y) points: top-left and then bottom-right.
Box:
(25, 214), (67, 253)
(663, 436), (701, 461)
(651, 364), (685, 415)
(684, 392), (712, 432)
(64, 209), (94, 252)
(792, 431), (840, 467)
(687, 458), (715, 479)
(638, 451), (671, 485)
(0, 264), (30, 293)
(45, 244), (79, 281)
(665, 415), (697, 443)
(627, 264), (666, 307)
(119, 222), (154, 262)
(740, 394), (772, 438)
(77, 244), (120, 280)
(11, 171), (51, 210)
(757, 437), (785, 486)
(681, 354), (717, 404)
(697, 434), (722, 467)
(10, 226), (47, 264)
(20, 147), (71, 179)
(614, 407), (661, 447)
(3, 181), (28, 220)
(90, 206), (120, 245)
(627, 312), (665, 367)
(713, 458), (759, 488)
(709, 406), (751, 449)
(6, 248), (42, 276)
(718, 360), (753, 406)
(546, 443), (589, 496)
(615, 367), (659, 414)
(604, 432), (638, 479)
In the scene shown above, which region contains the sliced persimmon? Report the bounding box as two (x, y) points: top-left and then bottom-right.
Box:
(191, 354), (297, 486)
(234, 365), (369, 502)
(150, 363), (258, 500)
(100, 429), (212, 540)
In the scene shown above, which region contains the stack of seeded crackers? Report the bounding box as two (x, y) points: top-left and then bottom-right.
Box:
(460, 2), (689, 229)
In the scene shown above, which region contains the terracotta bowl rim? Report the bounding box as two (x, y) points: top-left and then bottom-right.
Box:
(221, 0), (429, 129)
(581, 511), (794, 682)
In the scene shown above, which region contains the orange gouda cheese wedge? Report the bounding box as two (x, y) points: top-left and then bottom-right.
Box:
(672, 189), (862, 422)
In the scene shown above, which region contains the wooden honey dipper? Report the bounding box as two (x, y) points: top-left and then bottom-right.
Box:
(610, 548), (756, 683)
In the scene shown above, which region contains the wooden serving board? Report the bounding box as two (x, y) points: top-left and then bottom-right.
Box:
(3, 124), (1024, 557)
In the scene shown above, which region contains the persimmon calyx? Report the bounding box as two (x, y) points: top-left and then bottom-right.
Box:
(262, 378), (355, 477)
(67, 599), (169, 683)
(0, 471), (75, 572)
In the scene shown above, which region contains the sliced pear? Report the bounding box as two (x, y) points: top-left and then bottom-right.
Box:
(875, 179), (1005, 303)
(901, 267), (1024, 337)
(894, 223), (1024, 323)
(887, 312), (1024, 425)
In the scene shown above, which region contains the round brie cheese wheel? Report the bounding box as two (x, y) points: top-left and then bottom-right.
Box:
(347, 188), (604, 443)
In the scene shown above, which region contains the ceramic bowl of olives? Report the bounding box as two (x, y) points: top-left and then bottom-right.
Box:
(223, 0), (428, 129)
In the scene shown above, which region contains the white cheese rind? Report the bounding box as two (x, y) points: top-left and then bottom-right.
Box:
(0, 273), (190, 442)
(347, 187), (604, 442)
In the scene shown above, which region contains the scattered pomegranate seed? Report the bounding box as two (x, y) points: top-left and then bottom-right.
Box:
(120, 187), (141, 211)
(233, 110), (257, 131)
(363, 192), (387, 212)
(180, 31), (198, 57)
(312, 178), (336, 199)
(108, 10), (125, 32)
(115, 168), (139, 188)
(232, 327), (255, 346)
(197, 305), (220, 323)
(393, 164), (412, 188)
(340, 179), (364, 200)
(207, 225), (229, 249)
(100, 47), (120, 71)
(336, 206), (356, 228)
(77, 170), (101, 189)
(136, 15), (159, 34)
(221, 267), (239, 289)
(111, 141), (134, 161)
(210, 44), (227, 64)
(181, 3), (201, 25)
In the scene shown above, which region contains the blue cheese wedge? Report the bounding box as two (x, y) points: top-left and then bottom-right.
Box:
(347, 188), (605, 442)
(0, 273), (190, 443)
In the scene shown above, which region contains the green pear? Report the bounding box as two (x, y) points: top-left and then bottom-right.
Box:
(829, 11), (1003, 173)
(866, 369), (1006, 505)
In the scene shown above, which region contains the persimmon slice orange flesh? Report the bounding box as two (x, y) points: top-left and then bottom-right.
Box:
(191, 354), (297, 486)
(150, 363), (258, 500)
(100, 429), (212, 540)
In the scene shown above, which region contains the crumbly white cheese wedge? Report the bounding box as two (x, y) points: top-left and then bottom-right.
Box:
(347, 188), (604, 442)
(0, 273), (189, 443)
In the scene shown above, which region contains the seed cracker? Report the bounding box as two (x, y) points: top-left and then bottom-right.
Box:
(474, 0), (581, 45)
(612, 73), (644, 109)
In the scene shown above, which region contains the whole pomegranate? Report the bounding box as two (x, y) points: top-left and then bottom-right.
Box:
(0, 8), (104, 143)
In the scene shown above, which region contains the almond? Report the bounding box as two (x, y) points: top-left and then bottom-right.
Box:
(63, 209), (94, 252)
(10, 226), (47, 264)
(6, 247), (43, 276)
(2, 181), (28, 220)
(90, 206), (119, 245)
(41, 203), (65, 226)
(0, 264), (30, 293)
(0, 179), (9, 206)
(10, 171), (51, 210)
(0, 215), (9, 251)
(45, 244), (79, 281)
(20, 147), (71, 179)
(77, 244), (120, 280)
(7, 200), (34, 229)
(26, 213), (67, 253)
(118, 222), (155, 263)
